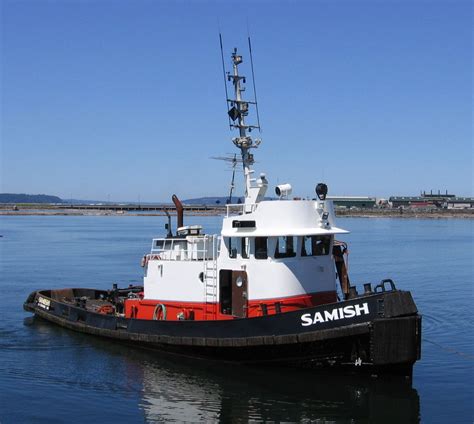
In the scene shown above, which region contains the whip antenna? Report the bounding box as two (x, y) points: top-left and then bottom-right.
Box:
(211, 154), (244, 204)
(248, 36), (261, 132)
(219, 33), (232, 130)
(228, 153), (237, 204)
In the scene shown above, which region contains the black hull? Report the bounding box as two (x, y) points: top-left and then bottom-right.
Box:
(24, 288), (421, 376)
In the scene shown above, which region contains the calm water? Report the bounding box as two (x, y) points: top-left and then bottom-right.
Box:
(0, 215), (472, 423)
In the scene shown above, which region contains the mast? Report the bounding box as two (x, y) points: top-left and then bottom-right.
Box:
(226, 47), (267, 210)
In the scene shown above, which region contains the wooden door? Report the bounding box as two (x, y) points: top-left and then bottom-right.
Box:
(231, 271), (248, 318)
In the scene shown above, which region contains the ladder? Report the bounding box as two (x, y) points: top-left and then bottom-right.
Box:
(203, 235), (218, 320)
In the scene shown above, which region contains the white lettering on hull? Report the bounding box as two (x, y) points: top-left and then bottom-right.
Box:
(37, 296), (51, 310)
(301, 302), (370, 327)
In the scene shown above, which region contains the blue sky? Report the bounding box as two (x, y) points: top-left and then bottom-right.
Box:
(1, 0), (472, 201)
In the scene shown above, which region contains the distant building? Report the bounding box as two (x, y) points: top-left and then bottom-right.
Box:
(326, 196), (376, 208)
(389, 197), (434, 208)
(446, 197), (474, 209)
(390, 191), (473, 209)
(421, 190), (455, 198)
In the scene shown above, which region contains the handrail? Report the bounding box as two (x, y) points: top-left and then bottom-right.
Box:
(150, 235), (221, 262)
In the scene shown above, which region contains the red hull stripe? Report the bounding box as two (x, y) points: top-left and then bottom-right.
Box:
(125, 291), (337, 321)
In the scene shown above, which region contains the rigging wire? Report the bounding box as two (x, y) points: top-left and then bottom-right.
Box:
(219, 33), (232, 130)
(248, 36), (261, 132)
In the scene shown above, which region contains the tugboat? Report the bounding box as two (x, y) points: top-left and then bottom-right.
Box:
(24, 45), (421, 376)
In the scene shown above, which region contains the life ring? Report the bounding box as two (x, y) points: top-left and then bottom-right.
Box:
(152, 303), (167, 320)
(98, 304), (114, 315)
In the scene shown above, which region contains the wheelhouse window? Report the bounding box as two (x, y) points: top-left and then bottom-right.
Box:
(301, 235), (331, 256)
(226, 237), (237, 259)
(255, 237), (268, 259)
(275, 236), (296, 258)
(155, 239), (172, 250)
(241, 237), (249, 259)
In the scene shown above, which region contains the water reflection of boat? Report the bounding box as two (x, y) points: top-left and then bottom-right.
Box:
(134, 344), (421, 423)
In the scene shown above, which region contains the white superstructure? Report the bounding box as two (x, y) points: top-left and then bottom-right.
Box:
(139, 46), (350, 321)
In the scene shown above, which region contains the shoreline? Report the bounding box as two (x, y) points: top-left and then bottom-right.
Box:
(1, 208), (473, 219)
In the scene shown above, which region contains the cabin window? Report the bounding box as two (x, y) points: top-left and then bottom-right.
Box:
(241, 237), (249, 259)
(301, 235), (331, 256)
(156, 239), (172, 250)
(275, 236), (296, 258)
(255, 237), (268, 259)
(226, 237), (237, 259)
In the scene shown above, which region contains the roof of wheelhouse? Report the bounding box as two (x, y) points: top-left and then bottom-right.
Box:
(221, 199), (348, 237)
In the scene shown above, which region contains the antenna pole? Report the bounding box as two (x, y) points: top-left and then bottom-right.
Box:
(221, 42), (267, 208)
(229, 48), (252, 200)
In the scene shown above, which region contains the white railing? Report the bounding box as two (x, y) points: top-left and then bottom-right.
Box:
(225, 202), (258, 217)
(150, 235), (220, 261)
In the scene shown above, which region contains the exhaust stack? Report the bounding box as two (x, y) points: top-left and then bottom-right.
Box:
(172, 194), (184, 231)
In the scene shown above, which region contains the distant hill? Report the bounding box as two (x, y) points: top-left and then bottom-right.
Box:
(0, 193), (64, 204)
(0, 193), (272, 205)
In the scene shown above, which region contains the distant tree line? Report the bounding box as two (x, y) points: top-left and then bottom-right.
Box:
(0, 194), (64, 204)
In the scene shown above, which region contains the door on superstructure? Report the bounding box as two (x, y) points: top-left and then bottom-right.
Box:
(231, 271), (248, 318)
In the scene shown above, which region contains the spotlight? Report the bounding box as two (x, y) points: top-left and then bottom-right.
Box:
(315, 183), (328, 200)
(275, 184), (292, 198)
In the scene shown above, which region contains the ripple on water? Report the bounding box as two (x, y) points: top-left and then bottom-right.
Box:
(1, 367), (137, 396)
(422, 312), (444, 335)
(0, 322), (90, 352)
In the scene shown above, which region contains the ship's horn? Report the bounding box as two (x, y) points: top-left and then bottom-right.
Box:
(172, 194), (184, 230)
